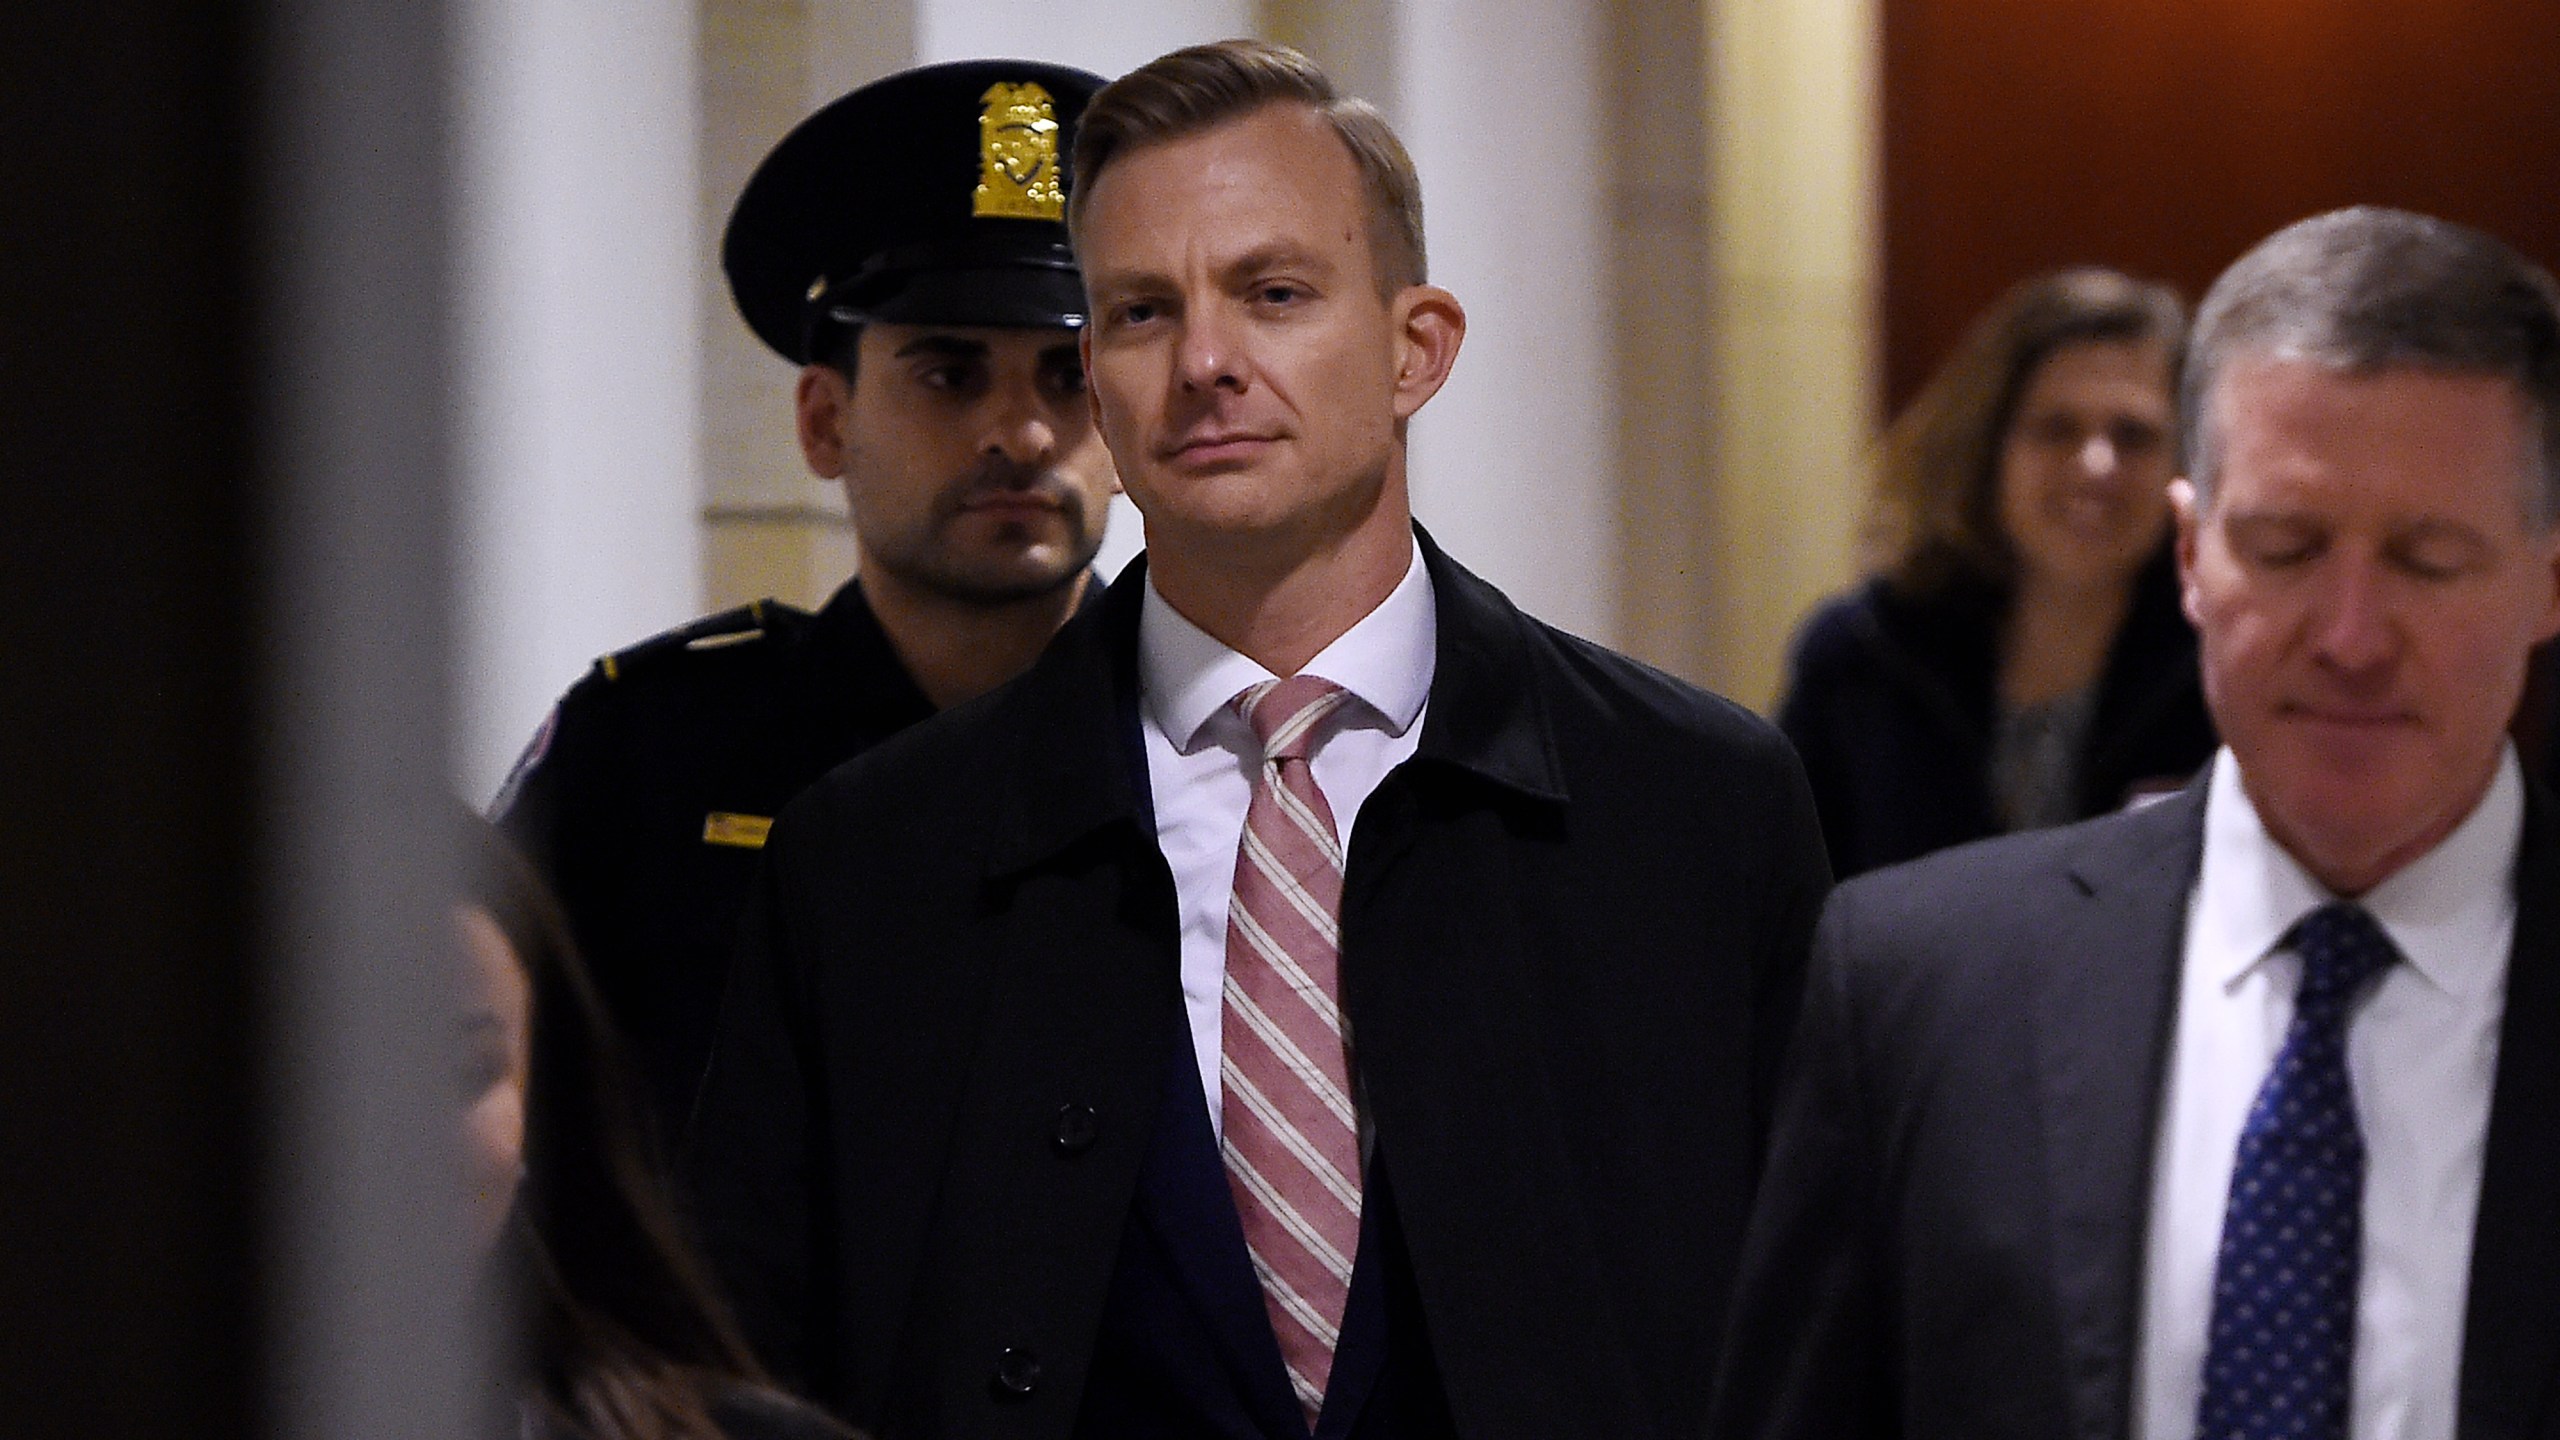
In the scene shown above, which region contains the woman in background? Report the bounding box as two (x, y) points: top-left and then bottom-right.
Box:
(458, 814), (852, 1440)
(1778, 267), (2217, 879)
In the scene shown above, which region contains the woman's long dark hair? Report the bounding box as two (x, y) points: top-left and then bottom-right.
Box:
(1864, 267), (2187, 600)
(461, 813), (825, 1440)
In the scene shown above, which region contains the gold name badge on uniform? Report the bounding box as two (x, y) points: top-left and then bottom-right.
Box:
(703, 812), (774, 850)
(973, 81), (1064, 220)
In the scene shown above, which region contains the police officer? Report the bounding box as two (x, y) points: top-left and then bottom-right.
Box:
(496, 59), (1117, 1138)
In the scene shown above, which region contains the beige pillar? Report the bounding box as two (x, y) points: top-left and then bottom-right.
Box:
(1694, 0), (1883, 710)
(1601, 0), (1719, 686)
(698, 0), (859, 616)
(1395, 0), (1619, 646)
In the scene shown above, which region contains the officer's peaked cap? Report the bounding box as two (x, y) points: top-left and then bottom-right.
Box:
(723, 58), (1106, 364)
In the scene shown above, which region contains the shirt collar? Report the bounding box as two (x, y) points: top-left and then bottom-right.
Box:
(2193, 744), (2523, 999)
(1139, 537), (1435, 753)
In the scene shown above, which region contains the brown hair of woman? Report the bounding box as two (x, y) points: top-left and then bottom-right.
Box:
(459, 813), (852, 1440)
(1865, 266), (2186, 599)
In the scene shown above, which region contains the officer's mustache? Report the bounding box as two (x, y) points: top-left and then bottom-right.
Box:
(939, 457), (1083, 518)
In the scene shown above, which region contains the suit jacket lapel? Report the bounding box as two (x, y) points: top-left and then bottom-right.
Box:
(2457, 787), (2560, 1440)
(2031, 786), (2204, 1440)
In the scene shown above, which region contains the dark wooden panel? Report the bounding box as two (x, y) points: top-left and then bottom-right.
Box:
(0, 4), (263, 1435)
(1883, 0), (2560, 409)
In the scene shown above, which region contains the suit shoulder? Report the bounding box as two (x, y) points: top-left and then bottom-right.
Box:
(1813, 798), (2198, 1071)
(1833, 822), (2078, 917)
(1829, 796), (2193, 942)
(1807, 827), (2075, 1038)
(1773, 587), (1882, 729)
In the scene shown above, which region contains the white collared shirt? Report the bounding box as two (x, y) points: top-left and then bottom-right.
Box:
(1137, 540), (1436, 1131)
(2134, 746), (2522, 1440)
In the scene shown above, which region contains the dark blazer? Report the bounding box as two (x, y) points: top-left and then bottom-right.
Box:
(2521, 640), (2559, 791)
(687, 531), (1831, 1440)
(1776, 549), (2216, 879)
(1706, 779), (2560, 1440)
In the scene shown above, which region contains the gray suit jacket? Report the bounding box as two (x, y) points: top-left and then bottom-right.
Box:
(1707, 780), (2560, 1440)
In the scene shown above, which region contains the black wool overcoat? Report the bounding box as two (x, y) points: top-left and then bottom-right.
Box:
(686, 529), (1832, 1440)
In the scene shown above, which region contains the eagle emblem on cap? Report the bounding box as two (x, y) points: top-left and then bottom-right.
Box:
(973, 81), (1065, 220)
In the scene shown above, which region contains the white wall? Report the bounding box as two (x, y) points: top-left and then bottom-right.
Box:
(452, 0), (703, 802)
(917, 0), (1254, 79)
(1395, 0), (1617, 645)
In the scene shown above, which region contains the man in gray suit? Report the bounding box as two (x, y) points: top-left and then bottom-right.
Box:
(1711, 206), (2560, 1440)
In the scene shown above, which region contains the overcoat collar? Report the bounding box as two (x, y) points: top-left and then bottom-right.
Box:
(2031, 776), (2560, 1440)
(983, 525), (1568, 876)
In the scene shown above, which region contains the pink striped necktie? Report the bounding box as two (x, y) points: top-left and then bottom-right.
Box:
(1222, 674), (1363, 1425)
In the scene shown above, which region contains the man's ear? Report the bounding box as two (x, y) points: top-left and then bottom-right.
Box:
(795, 364), (851, 479)
(1389, 285), (1465, 422)
(2169, 477), (2204, 627)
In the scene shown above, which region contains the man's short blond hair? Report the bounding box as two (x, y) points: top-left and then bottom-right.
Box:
(1067, 39), (1427, 298)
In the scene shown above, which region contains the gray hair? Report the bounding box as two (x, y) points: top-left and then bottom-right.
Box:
(2182, 205), (2560, 528)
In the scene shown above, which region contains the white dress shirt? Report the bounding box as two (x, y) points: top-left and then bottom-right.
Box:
(2134, 746), (2523, 1440)
(1137, 541), (1436, 1133)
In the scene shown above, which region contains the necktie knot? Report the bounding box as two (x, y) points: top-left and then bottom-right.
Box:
(2287, 901), (2398, 1019)
(1234, 674), (1351, 764)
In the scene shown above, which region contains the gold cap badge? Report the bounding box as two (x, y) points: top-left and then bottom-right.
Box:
(973, 81), (1064, 220)
(702, 812), (773, 850)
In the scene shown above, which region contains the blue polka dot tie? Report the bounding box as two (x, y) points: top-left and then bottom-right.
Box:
(2194, 901), (2399, 1440)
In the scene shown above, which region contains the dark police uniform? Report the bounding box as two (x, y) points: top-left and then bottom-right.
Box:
(496, 585), (933, 1133)
(494, 58), (1107, 1140)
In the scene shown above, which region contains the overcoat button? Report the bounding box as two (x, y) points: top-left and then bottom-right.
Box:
(1052, 1102), (1100, 1156)
(991, 1346), (1042, 1399)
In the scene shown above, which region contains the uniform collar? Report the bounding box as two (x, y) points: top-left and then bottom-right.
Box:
(800, 577), (936, 733)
